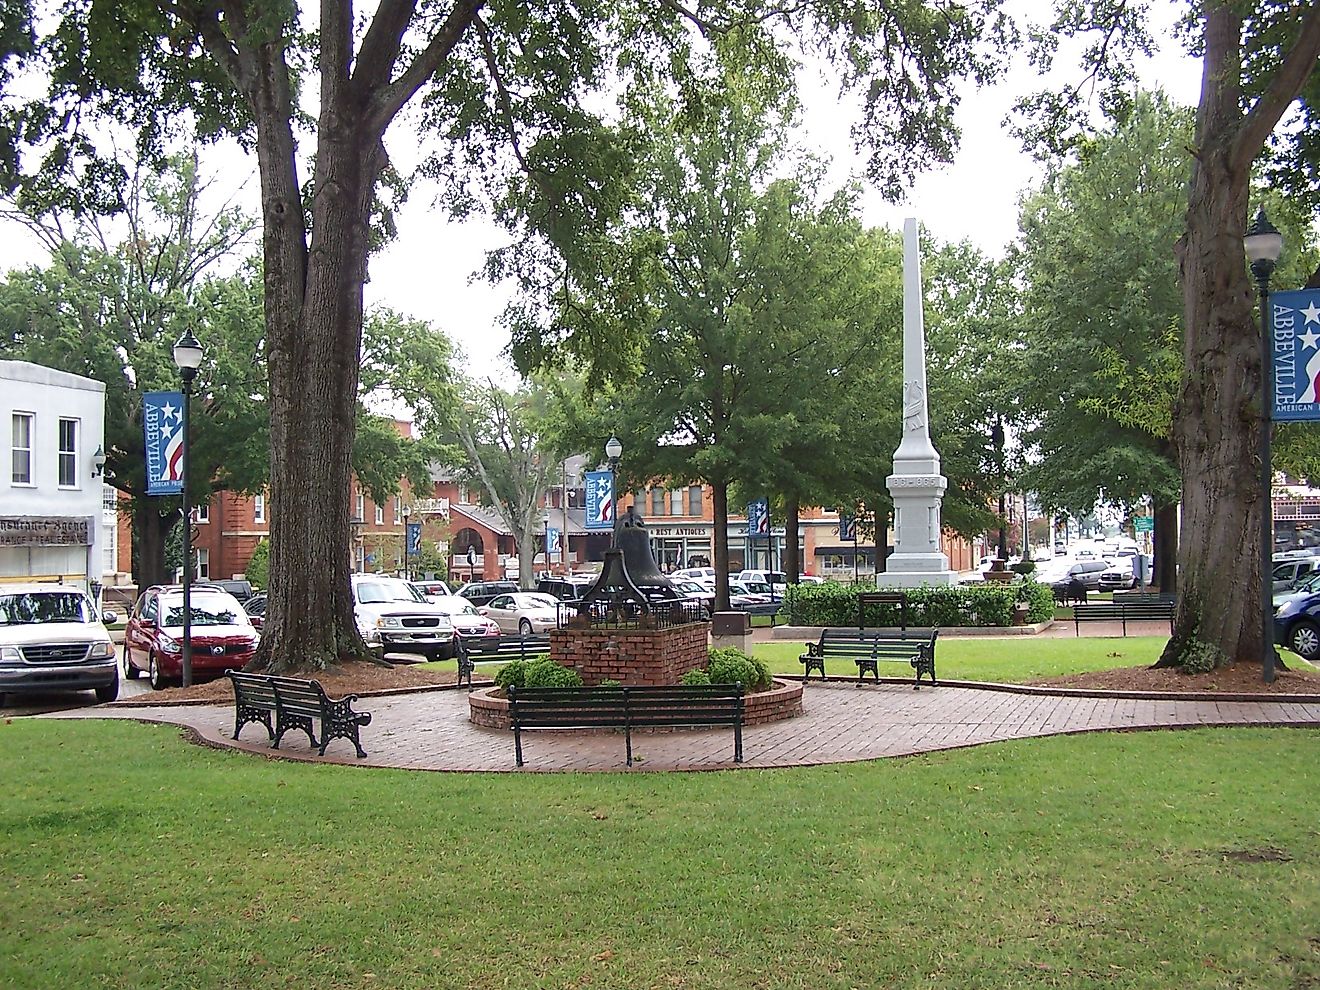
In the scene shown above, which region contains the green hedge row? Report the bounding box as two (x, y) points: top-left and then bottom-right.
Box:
(782, 580), (1055, 628)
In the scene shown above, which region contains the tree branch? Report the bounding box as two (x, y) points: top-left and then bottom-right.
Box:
(1231, 4), (1320, 174)
(352, 0), (417, 93)
(366, 0), (484, 136)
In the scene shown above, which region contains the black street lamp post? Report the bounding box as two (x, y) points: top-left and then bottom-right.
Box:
(172, 330), (204, 688)
(605, 436), (623, 549)
(1245, 206), (1284, 683)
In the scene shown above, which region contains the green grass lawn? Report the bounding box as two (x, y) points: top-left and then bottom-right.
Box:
(2, 720), (1318, 988)
(753, 635), (1171, 681)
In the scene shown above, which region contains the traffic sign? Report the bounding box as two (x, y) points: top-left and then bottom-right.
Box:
(1134, 517), (1154, 533)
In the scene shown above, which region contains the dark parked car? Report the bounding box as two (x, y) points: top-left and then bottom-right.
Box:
(204, 578), (255, 602)
(1274, 589), (1320, 660)
(123, 585), (260, 689)
(453, 580), (520, 607)
(535, 576), (596, 602)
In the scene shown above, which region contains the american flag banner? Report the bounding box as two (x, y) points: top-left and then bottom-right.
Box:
(143, 391), (185, 495)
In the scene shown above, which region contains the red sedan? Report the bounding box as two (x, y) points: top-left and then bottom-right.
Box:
(123, 586), (261, 690)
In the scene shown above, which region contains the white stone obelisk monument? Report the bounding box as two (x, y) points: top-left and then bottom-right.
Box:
(883, 218), (958, 587)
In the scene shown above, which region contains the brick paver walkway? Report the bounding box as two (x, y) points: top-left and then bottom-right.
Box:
(47, 681), (1320, 773)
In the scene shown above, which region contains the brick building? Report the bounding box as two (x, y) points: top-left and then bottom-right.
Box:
(112, 427), (975, 585)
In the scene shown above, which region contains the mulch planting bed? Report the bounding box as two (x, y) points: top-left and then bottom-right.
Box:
(1028, 662), (1320, 695)
(114, 661), (467, 706)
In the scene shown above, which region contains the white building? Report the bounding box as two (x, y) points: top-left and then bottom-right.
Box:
(1, 361), (107, 600)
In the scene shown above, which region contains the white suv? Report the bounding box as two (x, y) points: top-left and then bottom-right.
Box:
(352, 574), (457, 661)
(0, 584), (119, 705)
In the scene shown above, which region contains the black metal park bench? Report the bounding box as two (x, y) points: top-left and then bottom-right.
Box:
(1072, 598), (1176, 636)
(227, 671), (373, 758)
(799, 627), (938, 689)
(463, 634), (551, 664)
(507, 683), (745, 767)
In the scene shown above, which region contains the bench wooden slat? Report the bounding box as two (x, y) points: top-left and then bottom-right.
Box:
(228, 670), (372, 759)
(1073, 600), (1176, 637)
(508, 684), (744, 767)
(799, 627), (938, 688)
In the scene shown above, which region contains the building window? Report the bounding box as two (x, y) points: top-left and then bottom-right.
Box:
(650, 488), (664, 516)
(58, 418), (78, 487)
(102, 485), (118, 511)
(688, 485), (702, 515)
(11, 412), (33, 484)
(192, 499), (210, 524)
(374, 503), (384, 525)
(355, 491), (365, 521)
(254, 494), (266, 524)
(393, 497), (401, 525)
(669, 489), (683, 515)
(196, 547), (210, 580)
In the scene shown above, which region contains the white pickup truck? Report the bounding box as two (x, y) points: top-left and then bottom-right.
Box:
(0, 583), (119, 705)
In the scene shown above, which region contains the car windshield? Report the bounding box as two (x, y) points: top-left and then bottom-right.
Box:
(356, 580), (425, 604)
(744, 581), (772, 594)
(510, 594), (556, 609)
(0, 592), (91, 625)
(676, 582), (704, 593)
(162, 598), (244, 627)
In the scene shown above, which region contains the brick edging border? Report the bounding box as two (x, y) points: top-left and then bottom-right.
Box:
(793, 674), (1320, 704)
(106, 678), (494, 709)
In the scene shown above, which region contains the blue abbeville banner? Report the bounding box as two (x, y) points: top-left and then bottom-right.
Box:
(143, 391), (185, 496)
(1272, 288), (1320, 422)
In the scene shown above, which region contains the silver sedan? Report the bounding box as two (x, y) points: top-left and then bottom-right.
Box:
(479, 593), (561, 636)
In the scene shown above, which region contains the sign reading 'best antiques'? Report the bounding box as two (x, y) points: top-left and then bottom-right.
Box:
(1271, 289), (1320, 422)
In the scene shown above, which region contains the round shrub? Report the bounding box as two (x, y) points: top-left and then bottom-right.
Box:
(681, 668), (711, 686)
(523, 658), (584, 689)
(493, 659), (528, 690)
(706, 646), (771, 691)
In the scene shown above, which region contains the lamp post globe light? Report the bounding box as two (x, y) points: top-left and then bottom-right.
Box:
(401, 503), (412, 581)
(173, 329), (204, 688)
(605, 436), (622, 549)
(1244, 206), (1283, 683)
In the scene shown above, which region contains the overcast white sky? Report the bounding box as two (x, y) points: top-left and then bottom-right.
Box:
(0, 6), (1206, 382)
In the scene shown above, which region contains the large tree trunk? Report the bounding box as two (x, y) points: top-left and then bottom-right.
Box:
(712, 482), (730, 612)
(1153, 499), (1178, 593)
(249, 57), (382, 672)
(132, 498), (175, 596)
(1161, 1), (1320, 669)
(784, 497), (800, 583)
(1161, 5), (1261, 668)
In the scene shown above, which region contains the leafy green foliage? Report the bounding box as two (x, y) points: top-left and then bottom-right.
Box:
(680, 668), (711, 686)
(244, 541), (270, 590)
(522, 658), (584, 689)
(705, 647), (771, 692)
(784, 581), (1053, 628)
(597, 678), (621, 688)
(493, 660), (528, 691)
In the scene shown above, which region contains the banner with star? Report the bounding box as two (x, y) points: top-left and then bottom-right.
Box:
(1272, 289), (1320, 421)
(143, 390), (185, 495)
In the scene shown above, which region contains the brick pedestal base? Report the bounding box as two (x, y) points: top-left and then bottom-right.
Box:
(550, 622), (709, 686)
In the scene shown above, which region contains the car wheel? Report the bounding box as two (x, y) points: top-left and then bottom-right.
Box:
(149, 654), (169, 691)
(123, 652), (141, 679)
(1288, 620), (1320, 661)
(519, 619), (533, 636)
(95, 677), (119, 703)
(434, 642), (457, 661)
